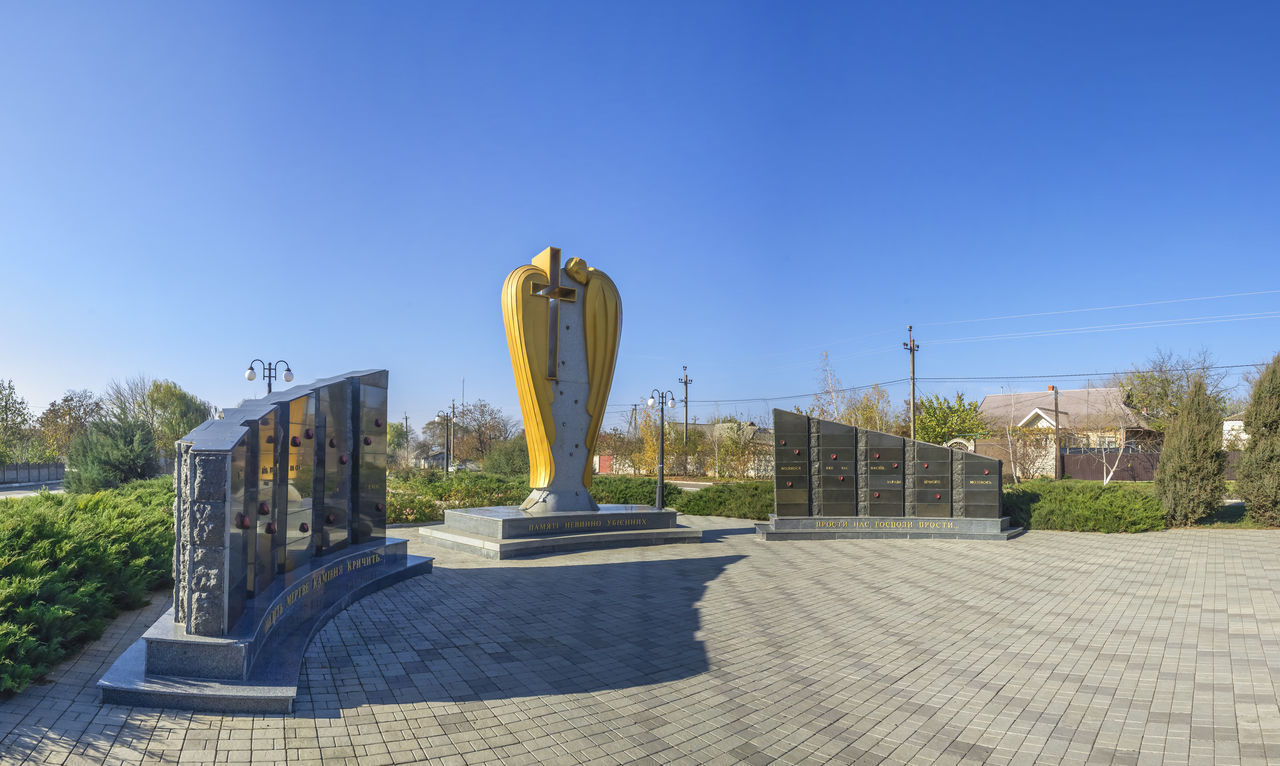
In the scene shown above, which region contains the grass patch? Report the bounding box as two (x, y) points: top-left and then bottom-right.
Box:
(1195, 502), (1270, 529)
(0, 477), (174, 695)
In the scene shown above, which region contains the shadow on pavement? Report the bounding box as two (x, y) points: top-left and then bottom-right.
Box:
(700, 525), (758, 542)
(296, 554), (746, 714)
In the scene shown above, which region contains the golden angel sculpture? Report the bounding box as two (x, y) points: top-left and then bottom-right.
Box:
(501, 247), (621, 512)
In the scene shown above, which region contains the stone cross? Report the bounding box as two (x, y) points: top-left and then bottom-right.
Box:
(531, 246), (577, 380)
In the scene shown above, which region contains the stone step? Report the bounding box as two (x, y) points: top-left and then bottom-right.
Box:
(421, 523), (702, 560)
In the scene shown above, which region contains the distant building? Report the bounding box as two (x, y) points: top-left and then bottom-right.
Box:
(977, 386), (1155, 478)
(1223, 412), (1248, 449)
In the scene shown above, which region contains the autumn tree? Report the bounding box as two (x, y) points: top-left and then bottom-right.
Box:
(449, 400), (515, 462)
(1114, 348), (1230, 435)
(597, 426), (643, 475)
(35, 390), (103, 460)
(147, 380), (213, 465)
(1155, 377), (1225, 527)
(914, 393), (990, 446)
(0, 379), (32, 464)
(1238, 353), (1280, 526)
(807, 352), (900, 432)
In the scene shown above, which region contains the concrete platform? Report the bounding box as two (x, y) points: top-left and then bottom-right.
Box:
(756, 514), (1024, 541)
(420, 505), (702, 559)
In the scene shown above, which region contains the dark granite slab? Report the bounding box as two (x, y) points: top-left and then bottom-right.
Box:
(442, 505), (679, 540)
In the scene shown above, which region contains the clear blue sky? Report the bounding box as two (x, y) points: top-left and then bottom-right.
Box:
(2, 2), (1278, 434)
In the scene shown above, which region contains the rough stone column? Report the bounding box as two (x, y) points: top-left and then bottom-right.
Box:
(952, 453), (967, 517)
(173, 444), (189, 624)
(807, 416), (820, 516)
(904, 439), (917, 517)
(856, 430), (869, 516)
(180, 452), (230, 636)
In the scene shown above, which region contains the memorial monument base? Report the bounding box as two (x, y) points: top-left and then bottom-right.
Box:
(755, 515), (1024, 541)
(420, 505), (702, 559)
(98, 538), (432, 713)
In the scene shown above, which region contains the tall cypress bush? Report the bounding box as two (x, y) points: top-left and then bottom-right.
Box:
(1155, 377), (1225, 527)
(1239, 353), (1280, 526)
(66, 412), (158, 493)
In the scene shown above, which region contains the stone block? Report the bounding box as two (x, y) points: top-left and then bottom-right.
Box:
(193, 455), (227, 502)
(188, 592), (224, 636)
(189, 502), (225, 547)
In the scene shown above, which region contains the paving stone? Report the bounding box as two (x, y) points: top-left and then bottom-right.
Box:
(7, 518), (1280, 764)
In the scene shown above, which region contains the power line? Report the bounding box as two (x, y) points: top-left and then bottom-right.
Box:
(918, 289), (1280, 329)
(929, 311), (1280, 346)
(604, 362), (1264, 415)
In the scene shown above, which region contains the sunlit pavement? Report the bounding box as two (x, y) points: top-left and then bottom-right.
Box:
(4, 516), (1280, 765)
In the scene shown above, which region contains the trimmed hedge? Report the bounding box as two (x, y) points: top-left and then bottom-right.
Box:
(589, 475), (684, 507)
(0, 477), (175, 694)
(1002, 479), (1166, 533)
(385, 472), (688, 522)
(674, 481), (773, 520)
(387, 471), (528, 523)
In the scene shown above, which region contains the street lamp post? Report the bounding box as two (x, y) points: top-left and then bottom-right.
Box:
(245, 359), (293, 394)
(648, 389), (677, 509)
(435, 401), (455, 473)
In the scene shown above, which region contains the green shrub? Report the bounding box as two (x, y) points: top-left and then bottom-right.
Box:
(0, 477), (174, 694)
(1002, 479), (1166, 533)
(673, 481), (773, 520)
(589, 475), (684, 507)
(385, 470), (528, 524)
(483, 437), (530, 478)
(1240, 353), (1280, 526)
(1156, 377), (1226, 527)
(66, 413), (158, 493)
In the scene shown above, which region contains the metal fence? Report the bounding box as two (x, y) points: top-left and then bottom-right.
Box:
(0, 462), (66, 485)
(1059, 450), (1241, 482)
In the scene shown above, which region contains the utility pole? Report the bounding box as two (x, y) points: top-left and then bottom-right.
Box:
(1051, 385), (1061, 480)
(678, 365), (693, 475)
(903, 326), (919, 440)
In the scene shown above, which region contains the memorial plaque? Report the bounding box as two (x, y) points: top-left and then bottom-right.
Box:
(819, 488), (857, 515)
(283, 394), (316, 573)
(251, 414), (277, 596)
(776, 474), (809, 491)
(316, 381), (351, 555)
(961, 453), (1002, 518)
(867, 489), (904, 516)
(774, 410), (811, 517)
(352, 372), (388, 544)
(915, 487), (951, 517)
(227, 443), (249, 626)
(868, 474), (904, 489)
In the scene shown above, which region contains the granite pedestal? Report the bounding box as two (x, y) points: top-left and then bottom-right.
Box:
(421, 505), (702, 559)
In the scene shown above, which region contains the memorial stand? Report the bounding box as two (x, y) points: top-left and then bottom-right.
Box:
(98, 371), (433, 713)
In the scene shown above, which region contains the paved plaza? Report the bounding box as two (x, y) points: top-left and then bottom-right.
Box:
(5, 516), (1280, 765)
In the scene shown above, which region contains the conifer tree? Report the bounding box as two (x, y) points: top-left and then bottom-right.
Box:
(1155, 376), (1225, 527)
(1239, 353), (1280, 526)
(66, 412), (158, 493)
